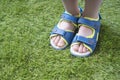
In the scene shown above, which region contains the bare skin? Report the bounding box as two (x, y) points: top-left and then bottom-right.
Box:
(51, 0), (102, 53)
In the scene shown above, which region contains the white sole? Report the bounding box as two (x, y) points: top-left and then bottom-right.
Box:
(70, 47), (91, 57)
(50, 40), (67, 50)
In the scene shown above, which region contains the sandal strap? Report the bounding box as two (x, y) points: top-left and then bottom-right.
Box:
(72, 35), (97, 45)
(51, 26), (75, 44)
(72, 35), (97, 53)
(78, 17), (101, 31)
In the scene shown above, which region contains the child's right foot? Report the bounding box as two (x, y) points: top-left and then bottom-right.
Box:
(50, 9), (82, 50)
(51, 21), (75, 48)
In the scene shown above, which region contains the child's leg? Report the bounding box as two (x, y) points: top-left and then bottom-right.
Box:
(51, 0), (80, 48)
(71, 0), (102, 53)
(62, 0), (80, 16)
(82, 0), (102, 18)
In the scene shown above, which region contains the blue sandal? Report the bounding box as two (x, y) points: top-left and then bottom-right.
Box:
(50, 8), (83, 50)
(70, 15), (101, 57)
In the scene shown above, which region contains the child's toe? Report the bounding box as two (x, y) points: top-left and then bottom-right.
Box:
(51, 37), (56, 42)
(83, 46), (88, 53)
(57, 38), (65, 47)
(78, 44), (84, 53)
(54, 36), (60, 45)
(72, 44), (79, 52)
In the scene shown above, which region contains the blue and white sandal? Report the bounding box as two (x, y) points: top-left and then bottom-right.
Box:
(50, 8), (83, 50)
(70, 15), (101, 57)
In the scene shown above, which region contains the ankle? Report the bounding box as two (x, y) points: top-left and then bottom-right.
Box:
(66, 11), (80, 17)
(65, 9), (81, 17)
(82, 12), (99, 19)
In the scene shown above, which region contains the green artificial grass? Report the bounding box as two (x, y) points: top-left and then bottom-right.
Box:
(0, 0), (120, 80)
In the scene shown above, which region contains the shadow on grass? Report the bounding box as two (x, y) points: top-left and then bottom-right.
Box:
(94, 23), (120, 55)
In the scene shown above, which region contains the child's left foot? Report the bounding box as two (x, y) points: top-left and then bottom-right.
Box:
(70, 16), (101, 57)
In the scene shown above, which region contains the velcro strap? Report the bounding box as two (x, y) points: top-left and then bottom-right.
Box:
(52, 26), (66, 36)
(73, 35), (96, 45)
(78, 17), (100, 30)
(51, 26), (75, 44)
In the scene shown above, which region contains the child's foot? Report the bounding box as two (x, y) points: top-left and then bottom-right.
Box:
(50, 8), (83, 50)
(70, 16), (100, 55)
(51, 21), (75, 48)
(71, 25), (93, 53)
